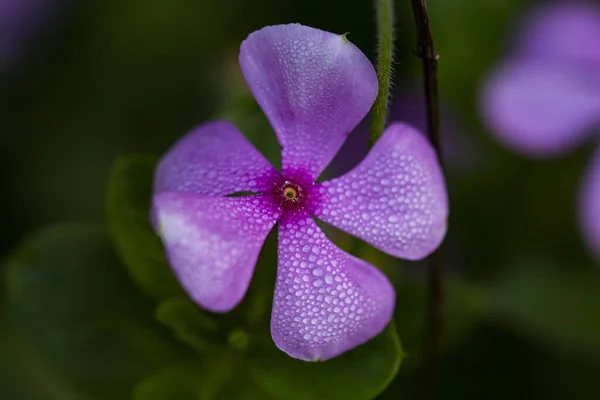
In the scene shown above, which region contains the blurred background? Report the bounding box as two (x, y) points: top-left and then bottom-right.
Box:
(1, 0), (600, 399)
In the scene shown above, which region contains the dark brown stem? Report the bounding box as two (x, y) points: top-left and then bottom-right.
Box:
(410, 0), (442, 154)
(410, 1), (445, 399)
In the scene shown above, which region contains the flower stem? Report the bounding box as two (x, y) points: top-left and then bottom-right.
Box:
(409, 1), (445, 399)
(369, 0), (395, 148)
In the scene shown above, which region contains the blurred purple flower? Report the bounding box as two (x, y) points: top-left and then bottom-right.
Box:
(0, 0), (51, 73)
(481, 2), (600, 259)
(152, 24), (448, 361)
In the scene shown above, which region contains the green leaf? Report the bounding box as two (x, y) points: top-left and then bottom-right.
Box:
(486, 262), (600, 356)
(156, 297), (220, 354)
(4, 223), (183, 399)
(155, 295), (403, 399)
(248, 323), (403, 400)
(133, 367), (199, 400)
(152, 231), (279, 356)
(0, 321), (84, 400)
(106, 155), (184, 298)
(133, 361), (277, 400)
(213, 370), (279, 400)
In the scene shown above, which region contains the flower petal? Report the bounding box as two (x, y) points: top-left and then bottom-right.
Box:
(481, 60), (600, 156)
(517, 2), (600, 64)
(239, 24), (378, 180)
(153, 193), (280, 312)
(313, 123), (448, 261)
(580, 147), (600, 260)
(271, 213), (394, 361)
(155, 121), (279, 196)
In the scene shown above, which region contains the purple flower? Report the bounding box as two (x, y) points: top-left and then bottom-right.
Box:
(152, 24), (448, 361)
(0, 0), (51, 73)
(481, 2), (600, 260)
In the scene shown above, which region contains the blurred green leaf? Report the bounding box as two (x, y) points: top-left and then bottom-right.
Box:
(215, 378), (278, 400)
(145, 237), (403, 399)
(0, 321), (84, 400)
(156, 297), (220, 354)
(486, 262), (600, 356)
(4, 223), (183, 399)
(106, 155), (185, 299)
(154, 288), (402, 399)
(248, 323), (403, 400)
(210, 366), (280, 400)
(133, 360), (277, 400)
(133, 367), (199, 400)
(233, 230), (279, 327)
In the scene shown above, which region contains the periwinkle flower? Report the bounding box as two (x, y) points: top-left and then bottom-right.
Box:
(481, 2), (600, 259)
(0, 0), (51, 73)
(153, 24), (448, 361)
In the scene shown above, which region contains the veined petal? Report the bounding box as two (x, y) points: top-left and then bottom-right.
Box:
(239, 24), (378, 181)
(481, 60), (600, 156)
(272, 213), (394, 361)
(154, 121), (279, 196)
(313, 123), (448, 261)
(580, 147), (600, 260)
(153, 193), (280, 312)
(517, 2), (600, 64)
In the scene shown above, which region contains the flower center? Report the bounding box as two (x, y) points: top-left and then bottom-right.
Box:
(274, 180), (306, 210)
(283, 186), (298, 199)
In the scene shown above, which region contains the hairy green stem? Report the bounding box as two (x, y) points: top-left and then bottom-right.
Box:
(369, 0), (395, 148)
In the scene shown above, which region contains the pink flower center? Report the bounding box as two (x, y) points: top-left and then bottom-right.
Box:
(273, 180), (306, 210)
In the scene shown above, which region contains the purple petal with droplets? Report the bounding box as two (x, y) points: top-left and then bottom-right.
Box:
(239, 24), (378, 180)
(154, 121), (279, 196)
(481, 60), (600, 156)
(516, 2), (600, 64)
(271, 213), (394, 361)
(153, 193), (280, 312)
(313, 123), (448, 261)
(580, 147), (600, 260)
